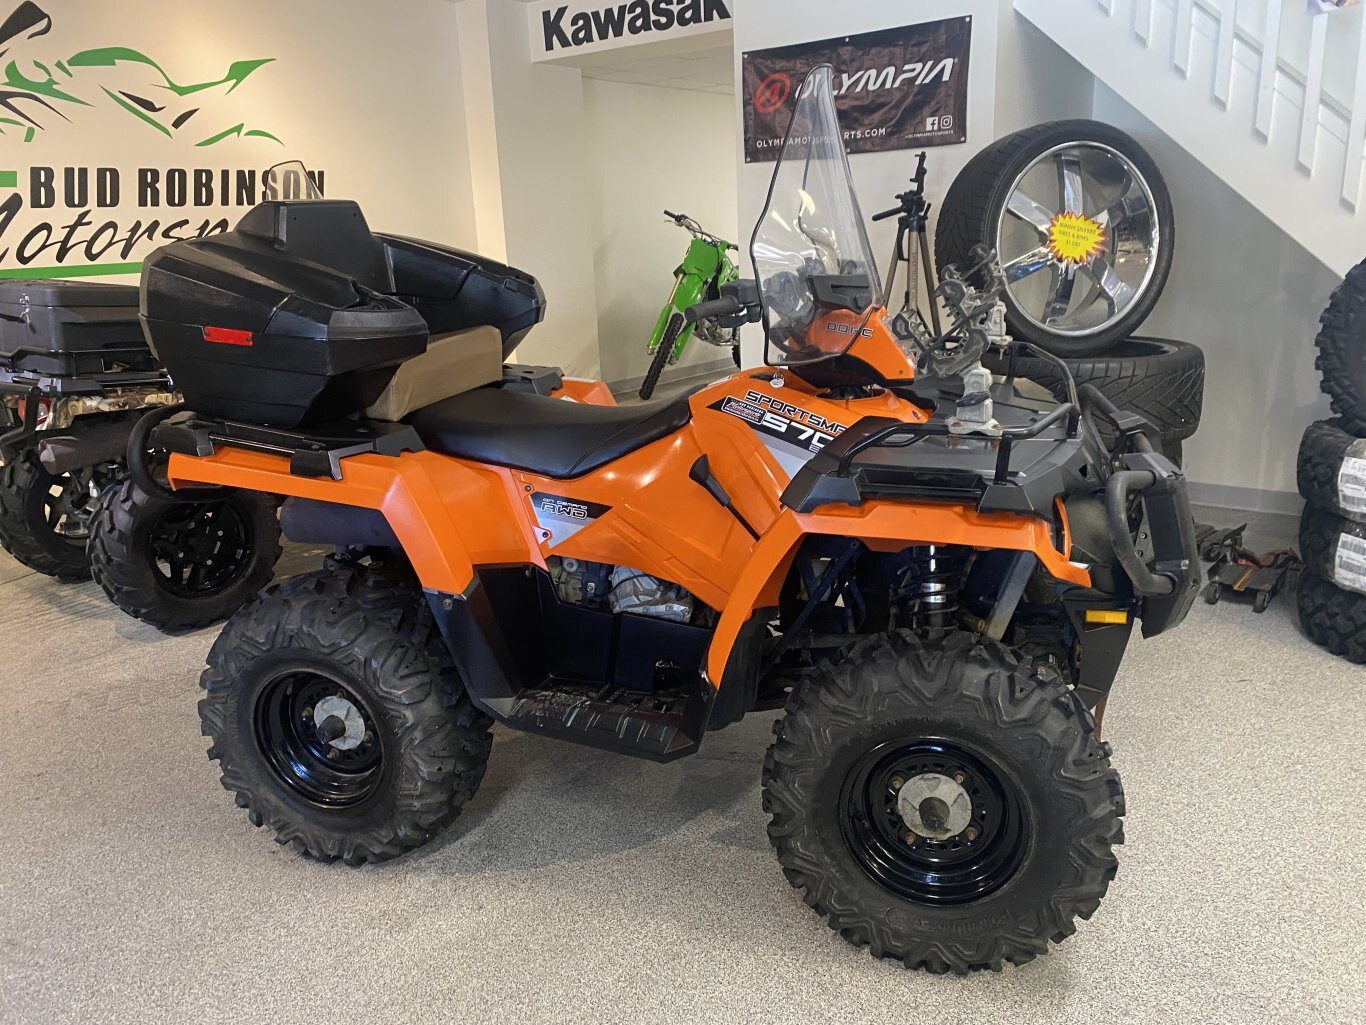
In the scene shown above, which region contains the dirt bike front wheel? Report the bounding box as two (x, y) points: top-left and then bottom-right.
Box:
(639, 312), (685, 400)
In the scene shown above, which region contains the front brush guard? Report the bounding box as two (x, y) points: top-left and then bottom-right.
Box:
(1105, 450), (1200, 637)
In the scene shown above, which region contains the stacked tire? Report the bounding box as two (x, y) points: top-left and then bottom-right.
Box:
(936, 121), (1203, 459)
(1297, 262), (1366, 664)
(982, 338), (1204, 464)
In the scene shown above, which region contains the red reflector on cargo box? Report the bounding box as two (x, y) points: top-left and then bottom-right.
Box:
(202, 326), (253, 347)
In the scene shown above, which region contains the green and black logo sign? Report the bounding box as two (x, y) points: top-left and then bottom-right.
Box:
(0, 2), (279, 145)
(0, 1), (313, 281)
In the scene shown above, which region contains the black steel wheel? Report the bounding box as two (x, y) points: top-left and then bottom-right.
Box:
(763, 631), (1124, 975)
(838, 739), (1027, 906)
(200, 562), (493, 865)
(89, 475), (282, 632)
(0, 440), (116, 580)
(255, 669), (387, 808)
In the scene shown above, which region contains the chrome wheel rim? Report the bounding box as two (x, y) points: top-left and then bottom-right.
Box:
(994, 141), (1161, 339)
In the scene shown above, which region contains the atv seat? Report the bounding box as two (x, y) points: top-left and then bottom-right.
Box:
(405, 387), (693, 478)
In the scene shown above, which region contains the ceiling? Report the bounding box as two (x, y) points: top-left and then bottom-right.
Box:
(579, 47), (734, 95)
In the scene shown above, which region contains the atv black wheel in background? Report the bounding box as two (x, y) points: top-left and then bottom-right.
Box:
(89, 476), (283, 631)
(1315, 261), (1366, 437)
(199, 562), (494, 864)
(987, 338), (1205, 449)
(640, 313), (685, 400)
(937, 120), (1175, 357)
(762, 631), (1124, 974)
(0, 441), (115, 580)
(1298, 570), (1366, 664)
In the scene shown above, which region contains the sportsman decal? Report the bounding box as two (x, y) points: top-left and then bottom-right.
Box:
(711, 390), (849, 479)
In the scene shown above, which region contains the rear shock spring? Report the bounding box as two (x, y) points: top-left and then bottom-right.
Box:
(893, 545), (971, 638)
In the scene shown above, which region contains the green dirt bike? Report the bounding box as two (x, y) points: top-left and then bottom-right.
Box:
(639, 211), (740, 400)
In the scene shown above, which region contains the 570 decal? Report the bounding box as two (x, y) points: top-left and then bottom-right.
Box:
(714, 390), (848, 454)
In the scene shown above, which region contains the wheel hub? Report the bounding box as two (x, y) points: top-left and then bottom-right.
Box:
(897, 772), (972, 840)
(311, 695), (366, 751)
(148, 499), (254, 598)
(838, 739), (1028, 906)
(254, 670), (385, 808)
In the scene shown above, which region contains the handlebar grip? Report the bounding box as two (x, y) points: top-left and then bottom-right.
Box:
(663, 209), (683, 221)
(685, 296), (743, 325)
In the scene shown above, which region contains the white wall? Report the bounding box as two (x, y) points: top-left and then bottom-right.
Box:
(0, 0), (477, 279)
(582, 78), (740, 385)
(473, 0), (603, 377)
(1093, 84), (1338, 509)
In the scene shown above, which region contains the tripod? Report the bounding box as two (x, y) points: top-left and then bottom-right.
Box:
(872, 152), (942, 337)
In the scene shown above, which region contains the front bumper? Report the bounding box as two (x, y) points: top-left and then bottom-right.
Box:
(1104, 451), (1201, 637)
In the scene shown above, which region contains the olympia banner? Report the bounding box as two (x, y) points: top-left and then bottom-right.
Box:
(742, 17), (972, 163)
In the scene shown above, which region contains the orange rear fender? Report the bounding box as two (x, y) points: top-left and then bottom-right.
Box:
(166, 448), (537, 595)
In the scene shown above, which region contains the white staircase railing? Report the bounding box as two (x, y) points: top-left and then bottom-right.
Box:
(1015, 0), (1366, 276)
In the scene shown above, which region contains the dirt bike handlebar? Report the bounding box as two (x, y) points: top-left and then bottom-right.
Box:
(685, 296), (743, 324)
(664, 210), (737, 249)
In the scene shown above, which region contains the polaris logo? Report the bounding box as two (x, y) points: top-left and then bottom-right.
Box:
(541, 0), (731, 53)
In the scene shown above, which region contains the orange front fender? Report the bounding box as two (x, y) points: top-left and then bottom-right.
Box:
(704, 502), (1091, 685)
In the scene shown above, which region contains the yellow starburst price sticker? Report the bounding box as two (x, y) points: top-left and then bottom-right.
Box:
(1046, 212), (1108, 265)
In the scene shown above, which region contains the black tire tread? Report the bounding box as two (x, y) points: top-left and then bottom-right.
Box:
(761, 630), (1124, 975)
(639, 313), (685, 400)
(1315, 260), (1366, 437)
(1297, 570), (1366, 664)
(0, 442), (91, 580)
(986, 338), (1205, 443)
(199, 561), (493, 865)
(1298, 419), (1366, 523)
(1299, 504), (1366, 595)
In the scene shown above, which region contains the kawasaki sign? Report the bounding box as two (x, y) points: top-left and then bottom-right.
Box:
(530, 0), (731, 62)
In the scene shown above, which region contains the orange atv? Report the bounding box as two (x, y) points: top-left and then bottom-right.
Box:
(127, 68), (1197, 974)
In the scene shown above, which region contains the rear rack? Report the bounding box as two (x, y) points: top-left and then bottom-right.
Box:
(155, 413), (424, 481)
(0, 364), (169, 397)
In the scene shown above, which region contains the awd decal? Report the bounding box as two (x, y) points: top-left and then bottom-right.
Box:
(712, 390), (848, 479)
(530, 492), (610, 546)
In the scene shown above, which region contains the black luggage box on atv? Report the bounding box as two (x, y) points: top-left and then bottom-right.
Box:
(141, 199), (546, 429)
(0, 280), (152, 377)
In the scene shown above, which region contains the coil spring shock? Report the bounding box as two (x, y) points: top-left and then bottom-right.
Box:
(894, 545), (971, 638)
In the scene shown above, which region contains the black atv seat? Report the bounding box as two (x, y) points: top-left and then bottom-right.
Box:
(405, 387), (694, 478)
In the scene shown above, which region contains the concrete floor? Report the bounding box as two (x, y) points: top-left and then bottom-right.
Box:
(2, 511), (1364, 1025)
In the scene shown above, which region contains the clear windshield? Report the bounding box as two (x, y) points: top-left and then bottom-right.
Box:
(751, 65), (880, 367)
(261, 160), (325, 200)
